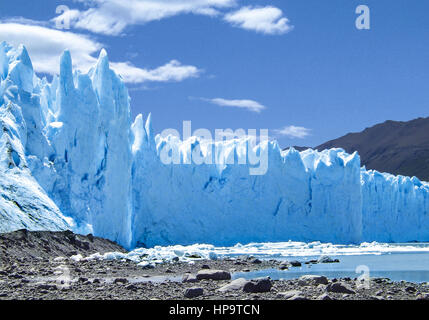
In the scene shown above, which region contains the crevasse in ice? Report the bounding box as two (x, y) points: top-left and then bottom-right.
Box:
(1, 42), (429, 249)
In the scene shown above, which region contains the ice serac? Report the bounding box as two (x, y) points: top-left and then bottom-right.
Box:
(0, 43), (133, 248)
(39, 48), (133, 247)
(0, 42), (70, 232)
(1, 42), (429, 248)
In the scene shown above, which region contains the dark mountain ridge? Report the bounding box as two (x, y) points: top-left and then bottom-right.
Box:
(315, 117), (429, 181)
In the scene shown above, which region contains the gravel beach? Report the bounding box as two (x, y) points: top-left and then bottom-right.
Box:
(1, 230), (429, 301)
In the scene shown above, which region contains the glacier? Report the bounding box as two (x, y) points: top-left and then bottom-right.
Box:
(1, 41), (429, 249)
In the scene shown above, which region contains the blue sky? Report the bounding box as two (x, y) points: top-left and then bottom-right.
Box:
(0, 0), (428, 147)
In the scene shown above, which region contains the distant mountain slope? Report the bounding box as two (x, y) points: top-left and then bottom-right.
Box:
(282, 146), (310, 152)
(316, 117), (429, 181)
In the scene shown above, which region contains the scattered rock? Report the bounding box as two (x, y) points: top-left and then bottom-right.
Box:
(277, 290), (302, 299)
(405, 286), (417, 293)
(251, 258), (262, 264)
(289, 260), (302, 267)
(243, 278), (272, 293)
(53, 256), (66, 262)
(201, 264), (210, 269)
(125, 284), (137, 291)
(140, 263), (155, 270)
(218, 278), (250, 292)
(326, 282), (356, 294)
(218, 277), (271, 293)
(298, 275), (329, 286)
(417, 293), (429, 300)
(317, 293), (334, 300)
(279, 261), (290, 270)
(375, 290), (383, 296)
(184, 287), (204, 298)
(182, 274), (199, 283)
(113, 278), (129, 285)
(288, 295), (309, 300)
(317, 256), (339, 263)
(37, 283), (57, 290)
(373, 278), (388, 284)
(196, 270), (231, 281)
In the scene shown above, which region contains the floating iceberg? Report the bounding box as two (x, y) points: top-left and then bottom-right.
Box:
(1, 42), (429, 249)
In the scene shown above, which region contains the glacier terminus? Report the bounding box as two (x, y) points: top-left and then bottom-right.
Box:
(1, 42), (429, 249)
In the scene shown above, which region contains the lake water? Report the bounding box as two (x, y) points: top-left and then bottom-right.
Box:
(125, 241), (429, 283)
(232, 251), (429, 283)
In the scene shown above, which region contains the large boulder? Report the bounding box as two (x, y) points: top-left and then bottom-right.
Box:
(218, 278), (250, 292)
(218, 277), (272, 293)
(243, 278), (272, 293)
(277, 290), (303, 299)
(182, 274), (199, 283)
(298, 275), (329, 286)
(196, 270), (231, 281)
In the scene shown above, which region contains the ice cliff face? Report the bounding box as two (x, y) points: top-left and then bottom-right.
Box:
(0, 42), (132, 246)
(1, 42), (429, 248)
(0, 43), (71, 232)
(361, 170), (429, 242)
(130, 134), (363, 247)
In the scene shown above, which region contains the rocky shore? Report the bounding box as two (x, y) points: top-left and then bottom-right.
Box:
(1, 230), (429, 300)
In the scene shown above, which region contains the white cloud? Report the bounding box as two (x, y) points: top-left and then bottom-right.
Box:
(55, 0), (237, 35)
(0, 23), (101, 75)
(224, 6), (293, 35)
(201, 97), (266, 113)
(0, 23), (201, 83)
(112, 60), (201, 83)
(274, 126), (311, 139)
(53, 1), (293, 36)
(1, 17), (50, 27)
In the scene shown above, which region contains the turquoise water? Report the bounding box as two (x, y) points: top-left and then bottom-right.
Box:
(232, 251), (429, 283)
